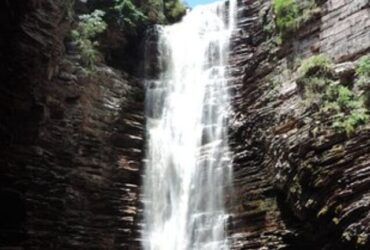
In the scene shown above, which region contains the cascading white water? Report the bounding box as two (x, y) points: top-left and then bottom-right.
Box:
(143, 1), (236, 249)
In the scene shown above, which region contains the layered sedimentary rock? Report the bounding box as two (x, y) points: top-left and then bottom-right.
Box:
(0, 1), (143, 249)
(228, 0), (370, 249)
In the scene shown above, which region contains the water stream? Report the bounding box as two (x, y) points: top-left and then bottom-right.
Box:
(143, 1), (237, 249)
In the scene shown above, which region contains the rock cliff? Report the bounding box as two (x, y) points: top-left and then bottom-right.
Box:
(0, 1), (143, 249)
(228, 0), (370, 249)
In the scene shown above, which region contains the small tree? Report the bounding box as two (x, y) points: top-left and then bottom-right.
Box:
(71, 10), (107, 69)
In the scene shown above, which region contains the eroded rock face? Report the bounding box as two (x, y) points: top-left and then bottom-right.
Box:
(0, 1), (143, 249)
(228, 0), (370, 249)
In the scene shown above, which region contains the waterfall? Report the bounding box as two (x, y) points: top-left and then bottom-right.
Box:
(143, 1), (236, 249)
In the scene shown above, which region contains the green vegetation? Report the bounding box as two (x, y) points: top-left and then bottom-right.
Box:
(324, 84), (369, 135)
(113, 0), (147, 27)
(356, 55), (370, 108)
(272, 0), (319, 38)
(68, 0), (186, 70)
(297, 54), (334, 97)
(71, 10), (107, 69)
(112, 0), (186, 25)
(298, 54), (333, 76)
(355, 55), (370, 108)
(140, 0), (165, 23)
(164, 0), (187, 23)
(356, 55), (370, 78)
(79, 0), (186, 32)
(272, 0), (299, 33)
(141, 0), (186, 24)
(298, 54), (370, 135)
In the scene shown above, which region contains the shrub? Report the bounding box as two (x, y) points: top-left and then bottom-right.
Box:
(356, 55), (370, 78)
(332, 108), (369, 135)
(324, 85), (362, 111)
(113, 0), (147, 27)
(272, 0), (318, 38)
(356, 55), (370, 91)
(323, 84), (369, 134)
(355, 55), (370, 109)
(105, 0), (186, 28)
(298, 54), (333, 77)
(297, 54), (334, 96)
(298, 54), (370, 135)
(71, 10), (107, 69)
(272, 0), (299, 33)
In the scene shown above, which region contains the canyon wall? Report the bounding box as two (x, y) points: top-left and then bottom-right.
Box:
(0, 1), (143, 249)
(229, 0), (370, 249)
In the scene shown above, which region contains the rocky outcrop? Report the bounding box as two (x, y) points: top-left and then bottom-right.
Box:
(0, 1), (144, 249)
(228, 0), (370, 249)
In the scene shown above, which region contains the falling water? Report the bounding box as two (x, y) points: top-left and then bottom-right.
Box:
(143, 1), (236, 249)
